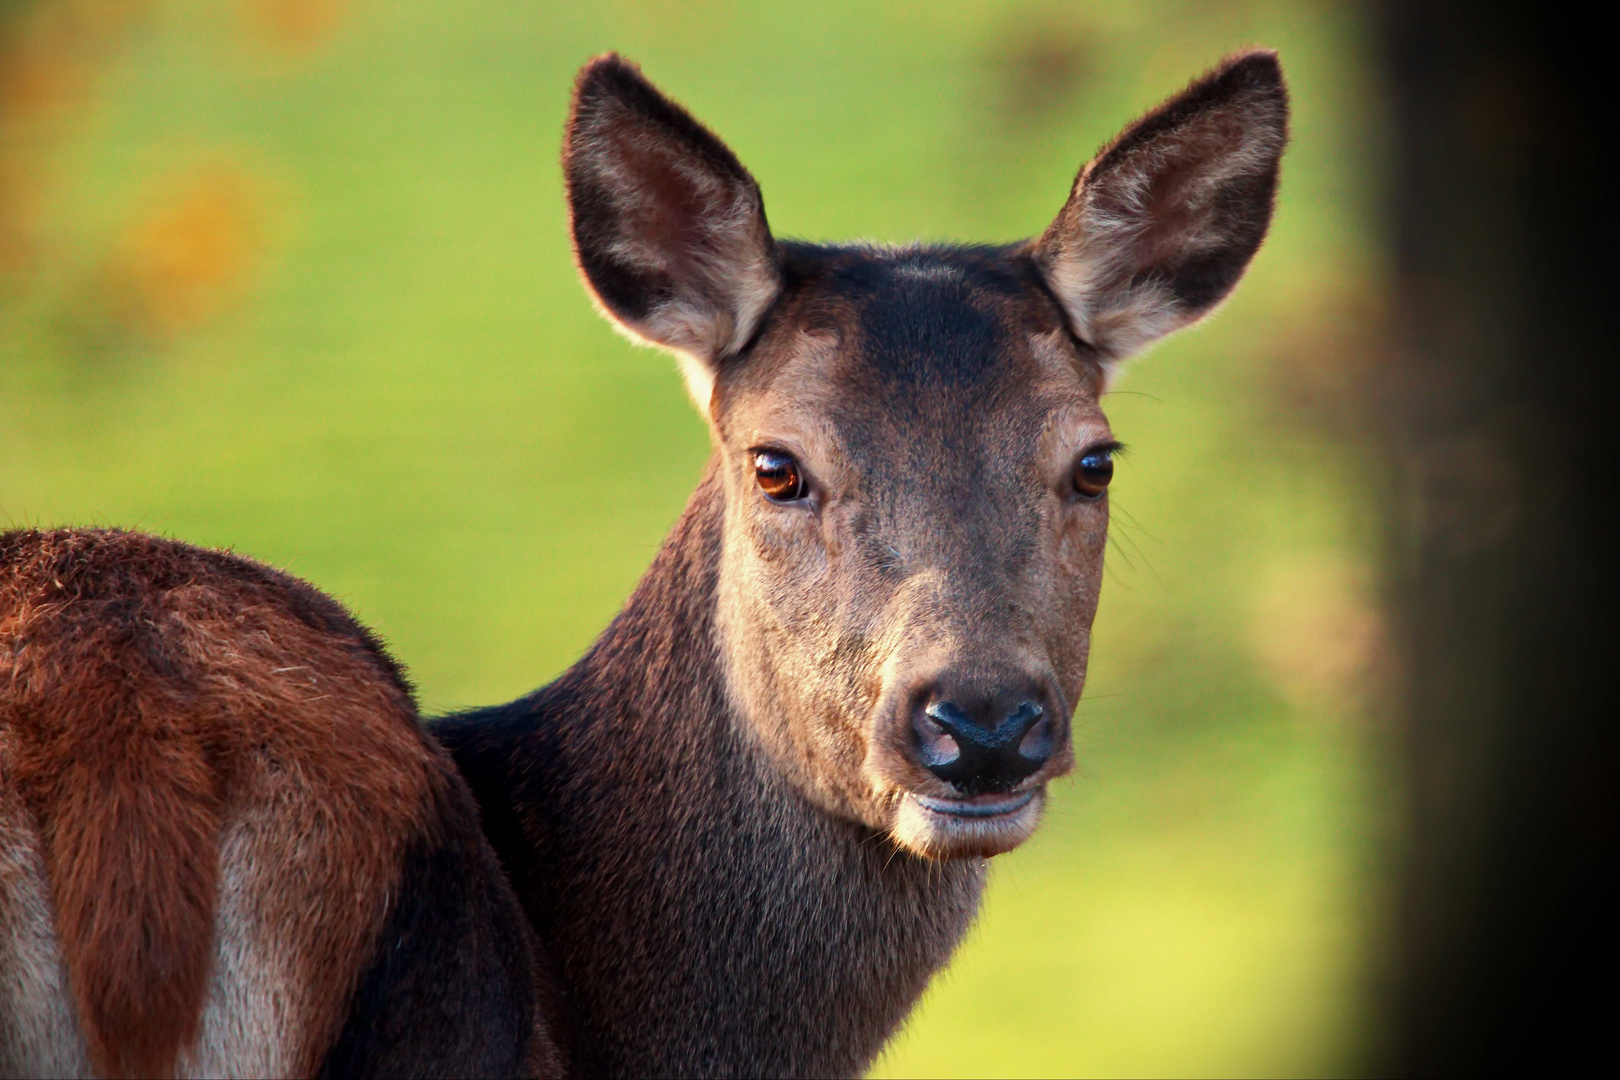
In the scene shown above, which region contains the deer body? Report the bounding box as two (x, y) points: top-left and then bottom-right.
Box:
(0, 50), (1286, 1079)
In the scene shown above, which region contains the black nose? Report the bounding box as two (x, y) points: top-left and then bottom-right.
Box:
(913, 692), (1054, 794)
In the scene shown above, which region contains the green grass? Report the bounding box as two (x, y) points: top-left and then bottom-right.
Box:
(1, 2), (1390, 1074)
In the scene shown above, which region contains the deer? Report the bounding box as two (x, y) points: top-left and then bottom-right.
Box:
(0, 49), (1286, 1079)
(435, 50), (1288, 1077)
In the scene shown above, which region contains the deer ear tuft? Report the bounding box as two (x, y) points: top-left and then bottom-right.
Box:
(1034, 49), (1289, 373)
(565, 54), (781, 407)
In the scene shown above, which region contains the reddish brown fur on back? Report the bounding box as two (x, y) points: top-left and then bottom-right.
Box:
(0, 529), (441, 1078)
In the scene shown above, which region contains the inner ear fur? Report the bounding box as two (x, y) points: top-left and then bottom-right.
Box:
(565, 54), (781, 402)
(1034, 50), (1289, 368)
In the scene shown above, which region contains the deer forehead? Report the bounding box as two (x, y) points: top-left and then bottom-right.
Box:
(714, 253), (1108, 470)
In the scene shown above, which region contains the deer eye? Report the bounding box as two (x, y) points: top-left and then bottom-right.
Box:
(753, 450), (808, 502)
(1072, 447), (1115, 500)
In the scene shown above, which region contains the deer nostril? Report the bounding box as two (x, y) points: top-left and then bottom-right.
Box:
(912, 704), (962, 770)
(1017, 708), (1054, 763)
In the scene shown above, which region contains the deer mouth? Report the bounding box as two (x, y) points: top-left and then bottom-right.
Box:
(909, 790), (1036, 818)
(891, 786), (1045, 858)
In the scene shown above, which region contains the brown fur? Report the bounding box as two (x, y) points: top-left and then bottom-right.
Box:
(0, 529), (442, 1078)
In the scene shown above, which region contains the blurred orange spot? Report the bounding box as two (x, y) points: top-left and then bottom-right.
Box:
(1, 49), (89, 116)
(100, 165), (268, 337)
(1248, 552), (1384, 721)
(1, 1), (148, 277)
(0, 1), (146, 114)
(245, 0), (345, 54)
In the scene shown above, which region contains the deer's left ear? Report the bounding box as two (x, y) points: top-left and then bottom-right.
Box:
(1034, 50), (1289, 373)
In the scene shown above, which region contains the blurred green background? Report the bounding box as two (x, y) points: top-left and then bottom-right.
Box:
(1, 1), (1391, 1075)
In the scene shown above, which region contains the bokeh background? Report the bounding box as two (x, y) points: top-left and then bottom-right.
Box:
(2, 2), (1394, 1075)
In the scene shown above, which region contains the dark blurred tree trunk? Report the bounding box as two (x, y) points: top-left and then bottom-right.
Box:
(1381, 2), (1618, 1072)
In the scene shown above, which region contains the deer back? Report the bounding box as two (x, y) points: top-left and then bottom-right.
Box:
(0, 529), (550, 1079)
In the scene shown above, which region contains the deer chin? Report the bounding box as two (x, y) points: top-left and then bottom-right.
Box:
(890, 787), (1045, 859)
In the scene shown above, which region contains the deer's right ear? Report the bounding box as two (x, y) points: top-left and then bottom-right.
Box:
(1034, 50), (1288, 375)
(565, 54), (781, 407)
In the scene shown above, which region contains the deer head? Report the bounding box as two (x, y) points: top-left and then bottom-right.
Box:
(564, 51), (1287, 859)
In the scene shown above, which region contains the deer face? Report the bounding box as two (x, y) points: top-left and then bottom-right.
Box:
(564, 53), (1286, 858)
(704, 248), (1114, 857)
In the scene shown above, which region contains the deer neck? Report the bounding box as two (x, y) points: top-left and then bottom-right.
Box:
(440, 461), (985, 1078)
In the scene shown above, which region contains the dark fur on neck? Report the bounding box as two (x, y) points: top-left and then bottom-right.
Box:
(436, 462), (984, 1078)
